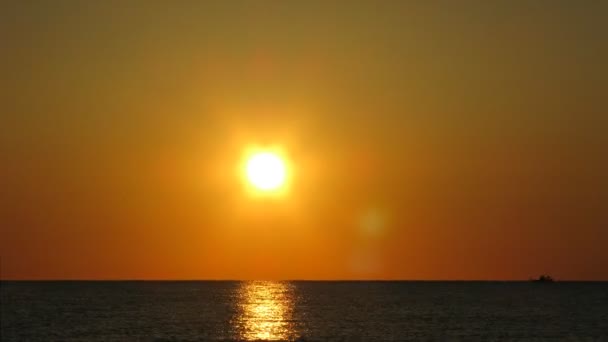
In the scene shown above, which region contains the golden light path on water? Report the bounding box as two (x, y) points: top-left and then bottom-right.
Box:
(234, 281), (298, 341)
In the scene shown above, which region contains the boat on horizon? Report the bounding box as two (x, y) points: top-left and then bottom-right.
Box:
(531, 275), (555, 283)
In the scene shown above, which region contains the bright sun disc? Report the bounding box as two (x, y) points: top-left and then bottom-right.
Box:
(245, 152), (286, 191)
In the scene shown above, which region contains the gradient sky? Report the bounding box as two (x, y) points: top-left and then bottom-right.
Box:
(1, 1), (607, 280)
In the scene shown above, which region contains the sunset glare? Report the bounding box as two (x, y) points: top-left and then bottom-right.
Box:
(245, 152), (287, 192)
(2, 2), (608, 340)
(2, 1), (607, 282)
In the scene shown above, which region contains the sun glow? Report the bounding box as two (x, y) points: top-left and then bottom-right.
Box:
(244, 150), (288, 193)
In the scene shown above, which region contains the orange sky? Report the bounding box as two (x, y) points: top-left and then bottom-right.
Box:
(1, 1), (607, 280)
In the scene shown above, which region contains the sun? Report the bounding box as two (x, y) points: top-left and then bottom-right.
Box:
(245, 151), (287, 191)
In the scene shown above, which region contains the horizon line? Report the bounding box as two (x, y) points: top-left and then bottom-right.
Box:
(2, 278), (607, 282)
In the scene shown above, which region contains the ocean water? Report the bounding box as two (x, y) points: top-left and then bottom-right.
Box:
(1, 281), (607, 341)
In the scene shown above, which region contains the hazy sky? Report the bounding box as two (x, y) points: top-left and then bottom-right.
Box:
(1, 1), (607, 280)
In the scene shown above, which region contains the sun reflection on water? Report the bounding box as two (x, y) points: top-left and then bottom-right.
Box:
(234, 281), (298, 341)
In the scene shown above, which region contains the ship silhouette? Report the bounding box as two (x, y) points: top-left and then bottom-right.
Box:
(531, 274), (555, 282)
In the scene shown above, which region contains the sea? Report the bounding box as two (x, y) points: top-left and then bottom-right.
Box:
(1, 281), (607, 341)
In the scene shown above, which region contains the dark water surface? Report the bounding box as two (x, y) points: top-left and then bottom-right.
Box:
(2, 281), (607, 341)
